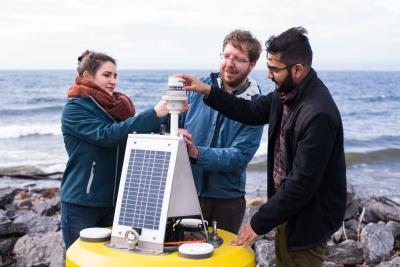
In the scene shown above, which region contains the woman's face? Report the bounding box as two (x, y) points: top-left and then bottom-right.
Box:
(85, 61), (117, 95)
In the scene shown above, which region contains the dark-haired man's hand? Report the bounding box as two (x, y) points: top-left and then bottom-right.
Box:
(231, 223), (258, 247)
(175, 74), (211, 97)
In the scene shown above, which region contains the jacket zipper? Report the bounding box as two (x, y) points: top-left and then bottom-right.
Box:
(86, 161), (96, 194)
(113, 146), (119, 204)
(88, 96), (119, 203)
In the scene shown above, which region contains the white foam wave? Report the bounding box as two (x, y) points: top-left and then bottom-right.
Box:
(0, 123), (61, 139)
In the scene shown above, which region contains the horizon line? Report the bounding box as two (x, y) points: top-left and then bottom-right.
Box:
(0, 68), (399, 72)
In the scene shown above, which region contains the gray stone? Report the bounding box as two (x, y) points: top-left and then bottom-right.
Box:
(13, 231), (64, 267)
(332, 227), (344, 243)
(343, 219), (360, 241)
(361, 196), (400, 223)
(0, 210), (14, 236)
(332, 223), (358, 242)
(323, 262), (344, 267)
(345, 197), (360, 220)
(0, 237), (18, 256)
(376, 257), (400, 267)
(4, 208), (16, 219)
(363, 206), (382, 223)
(386, 221), (400, 239)
(14, 198), (34, 210)
(344, 219), (359, 232)
(346, 183), (355, 206)
(12, 210), (59, 234)
(33, 196), (60, 216)
(240, 205), (260, 231)
(327, 240), (335, 247)
(344, 229), (358, 241)
(254, 239), (275, 267)
(0, 188), (17, 209)
(0, 254), (17, 267)
(325, 239), (364, 265)
(361, 222), (394, 264)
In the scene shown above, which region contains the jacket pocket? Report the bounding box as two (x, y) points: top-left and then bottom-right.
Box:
(86, 161), (96, 194)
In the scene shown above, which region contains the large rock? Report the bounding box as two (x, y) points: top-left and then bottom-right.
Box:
(361, 222), (394, 264)
(344, 197), (360, 220)
(0, 236), (18, 256)
(253, 239), (275, 267)
(346, 183), (355, 206)
(325, 239), (364, 265)
(33, 196), (60, 216)
(13, 231), (64, 267)
(331, 226), (357, 243)
(361, 196), (400, 223)
(376, 257), (400, 267)
(12, 210), (59, 234)
(0, 188), (17, 209)
(241, 204), (261, 231)
(344, 219), (359, 232)
(0, 210), (14, 236)
(13, 199), (34, 210)
(332, 227), (344, 243)
(386, 221), (400, 239)
(345, 184), (360, 220)
(343, 219), (360, 241)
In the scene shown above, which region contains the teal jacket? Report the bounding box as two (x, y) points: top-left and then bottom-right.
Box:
(61, 96), (161, 207)
(180, 73), (264, 199)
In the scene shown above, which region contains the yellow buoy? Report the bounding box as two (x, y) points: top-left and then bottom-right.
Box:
(66, 229), (255, 267)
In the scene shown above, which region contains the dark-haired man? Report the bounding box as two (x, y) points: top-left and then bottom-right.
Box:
(178, 29), (264, 234)
(178, 27), (346, 266)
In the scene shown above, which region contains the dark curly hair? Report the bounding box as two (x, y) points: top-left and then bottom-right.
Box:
(265, 27), (313, 66)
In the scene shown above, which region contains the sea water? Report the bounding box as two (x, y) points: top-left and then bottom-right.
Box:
(0, 70), (399, 200)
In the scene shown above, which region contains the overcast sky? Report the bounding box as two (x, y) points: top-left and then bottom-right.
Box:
(1, 0), (399, 70)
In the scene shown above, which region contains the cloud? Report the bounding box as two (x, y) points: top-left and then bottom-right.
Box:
(0, 0), (399, 70)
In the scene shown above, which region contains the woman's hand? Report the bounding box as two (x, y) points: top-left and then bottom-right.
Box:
(154, 100), (168, 118)
(154, 101), (190, 118)
(175, 74), (212, 97)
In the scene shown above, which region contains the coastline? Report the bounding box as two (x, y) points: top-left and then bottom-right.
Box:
(0, 174), (399, 265)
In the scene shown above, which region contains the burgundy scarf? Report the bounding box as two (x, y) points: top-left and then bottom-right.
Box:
(68, 76), (135, 121)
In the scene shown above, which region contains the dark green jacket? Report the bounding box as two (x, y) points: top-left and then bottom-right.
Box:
(61, 96), (160, 207)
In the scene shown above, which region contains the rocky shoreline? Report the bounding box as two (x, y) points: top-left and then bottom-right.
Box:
(244, 184), (400, 267)
(0, 176), (399, 266)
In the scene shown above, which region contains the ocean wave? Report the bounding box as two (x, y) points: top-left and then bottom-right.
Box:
(0, 105), (64, 116)
(247, 148), (400, 171)
(346, 148), (400, 165)
(247, 160), (267, 171)
(346, 95), (400, 103)
(0, 123), (61, 139)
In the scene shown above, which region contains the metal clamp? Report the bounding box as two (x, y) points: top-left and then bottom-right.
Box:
(125, 229), (139, 250)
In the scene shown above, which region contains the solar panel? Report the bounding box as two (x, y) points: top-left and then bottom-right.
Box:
(118, 149), (171, 230)
(111, 134), (202, 253)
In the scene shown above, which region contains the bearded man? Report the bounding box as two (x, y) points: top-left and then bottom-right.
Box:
(178, 29), (264, 234)
(178, 27), (347, 267)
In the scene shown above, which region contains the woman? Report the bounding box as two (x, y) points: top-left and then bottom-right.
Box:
(60, 50), (169, 248)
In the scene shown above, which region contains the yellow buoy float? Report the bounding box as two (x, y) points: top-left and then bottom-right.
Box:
(66, 229), (255, 267)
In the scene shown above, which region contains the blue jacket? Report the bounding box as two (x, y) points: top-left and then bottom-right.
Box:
(61, 96), (161, 207)
(181, 73), (264, 199)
